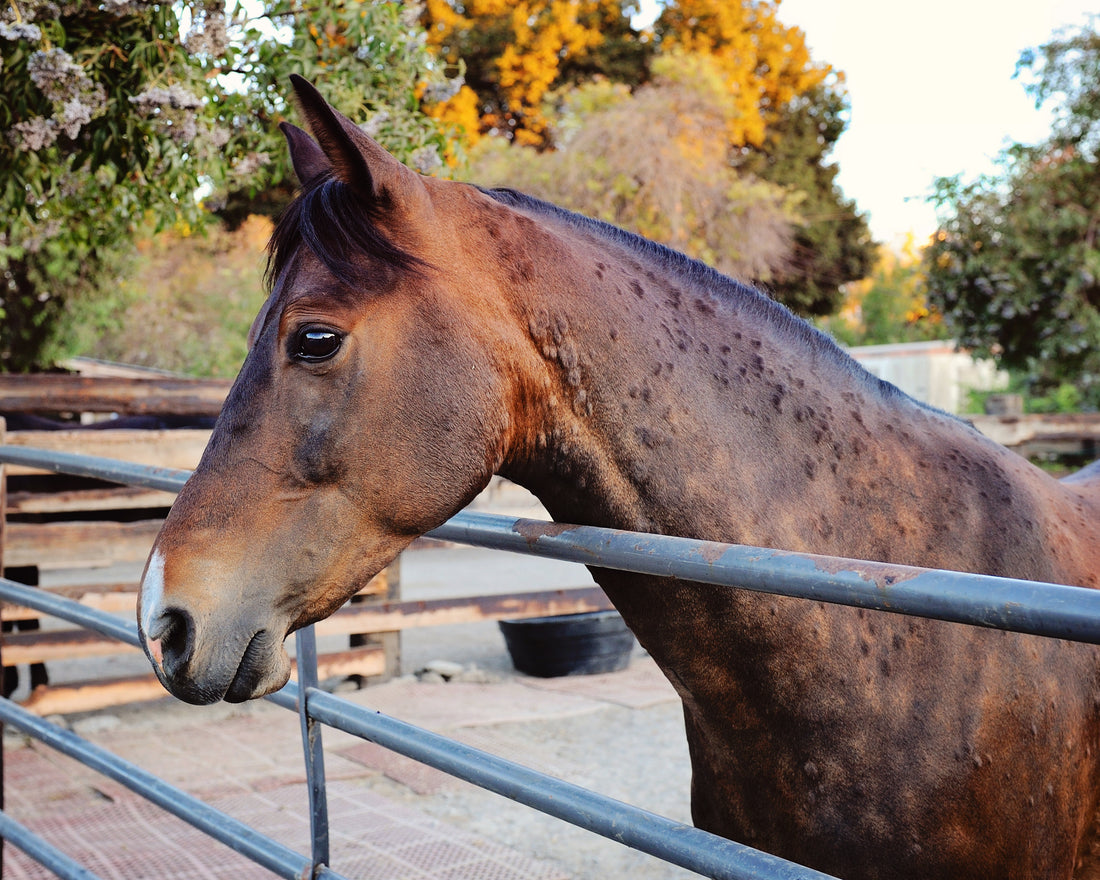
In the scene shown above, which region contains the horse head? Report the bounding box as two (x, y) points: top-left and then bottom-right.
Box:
(137, 76), (525, 704)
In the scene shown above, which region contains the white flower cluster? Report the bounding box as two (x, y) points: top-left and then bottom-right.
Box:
(229, 151), (269, 181)
(410, 145), (442, 175)
(183, 1), (228, 57)
(400, 1), (425, 30)
(129, 84), (205, 144)
(421, 74), (464, 105)
(8, 47), (107, 151)
(359, 110), (390, 139)
(129, 84), (203, 112)
(0, 21), (42, 40)
(99, 0), (156, 16)
(10, 116), (56, 151)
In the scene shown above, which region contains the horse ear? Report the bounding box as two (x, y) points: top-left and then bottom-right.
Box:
(287, 74), (417, 205)
(279, 122), (329, 185)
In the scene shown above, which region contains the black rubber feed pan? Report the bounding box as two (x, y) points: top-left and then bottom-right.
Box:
(499, 610), (636, 677)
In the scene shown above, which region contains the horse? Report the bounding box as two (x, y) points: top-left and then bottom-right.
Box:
(136, 76), (1100, 880)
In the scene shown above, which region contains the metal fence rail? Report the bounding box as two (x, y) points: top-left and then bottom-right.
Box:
(1, 444), (1097, 880)
(4, 445), (1098, 643)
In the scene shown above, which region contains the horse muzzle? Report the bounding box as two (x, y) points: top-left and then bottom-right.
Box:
(142, 607), (292, 705)
(138, 552), (293, 705)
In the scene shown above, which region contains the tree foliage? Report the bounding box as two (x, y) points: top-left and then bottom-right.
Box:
(818, 237), (947, 347)
(924, 21), (1100, 407)
(1, 0), (455, 371)
(466, 54), (796, 283)
(423, 0), (829, 150)
(427, 0), (873, 315)
(422, 0), (642, 146)
(737, 82), (873, 315)
(653, 0), (828, 148)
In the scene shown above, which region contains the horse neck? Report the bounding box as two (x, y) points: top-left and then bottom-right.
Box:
(493, 213), (1049, 573)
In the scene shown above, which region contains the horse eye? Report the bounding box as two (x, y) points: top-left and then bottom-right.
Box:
(293, 328), (342, 362)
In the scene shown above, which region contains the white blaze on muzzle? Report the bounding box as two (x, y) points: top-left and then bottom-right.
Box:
(140, 549), (166, 668)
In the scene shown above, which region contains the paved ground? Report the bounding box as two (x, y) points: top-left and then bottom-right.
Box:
(3, 531), (702, 880)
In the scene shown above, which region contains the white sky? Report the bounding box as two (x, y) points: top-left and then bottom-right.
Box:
(775, 0), (1096, 245)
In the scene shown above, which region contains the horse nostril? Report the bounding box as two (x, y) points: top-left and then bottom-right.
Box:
(150, 607), (195, 677)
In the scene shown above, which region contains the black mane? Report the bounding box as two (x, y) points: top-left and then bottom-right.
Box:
(266, 172), (423, 291)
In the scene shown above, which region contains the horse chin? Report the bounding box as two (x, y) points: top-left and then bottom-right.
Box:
(223, 634), (293, 703)
(150, 632), (293, 706)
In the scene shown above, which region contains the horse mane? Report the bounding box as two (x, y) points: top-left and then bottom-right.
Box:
(266, 172), (424, 292)
(481, 186), (915, 406)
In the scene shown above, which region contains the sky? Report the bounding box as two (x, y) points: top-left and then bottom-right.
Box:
(774, 0), (1096, 246)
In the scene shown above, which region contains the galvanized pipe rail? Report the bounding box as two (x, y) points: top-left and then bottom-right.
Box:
(3, 445), (1099, 644)
(0, 574), (833, 880)
(2, 444), (1099, 880)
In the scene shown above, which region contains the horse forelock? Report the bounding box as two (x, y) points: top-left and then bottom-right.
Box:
(265, 172), (424, 295)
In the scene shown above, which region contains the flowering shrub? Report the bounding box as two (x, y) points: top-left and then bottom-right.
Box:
(0, 0), (459, 371)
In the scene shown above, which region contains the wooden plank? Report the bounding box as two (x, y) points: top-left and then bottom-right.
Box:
(2, 628), (140, 664)
(4, 428), (210, 475)
(2, 590), (137, 622)
(59, 358), (186, 380)
(16, 647), (385, 716)
(7, 485), (178, 514)
(1, 577), (388, 623)
(21, 674), (170, 716)
(971, 413), (1100, 448)
(1, 589), (607, 663)
(4, 519), (162, 569)
(0, 375), (230, 416)
(302, 647), (386, 682)
(315, 587), (612, 637)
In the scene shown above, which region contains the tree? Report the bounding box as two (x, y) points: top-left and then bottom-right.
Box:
(423, 0), (833, 150)
(0, 0), (456, 371)
(466, 54), (797, 284)
(736, 81), (874, 315)
(818, 236), (947, 347)
(426, 0), (873, 315)
(422, 0), (641, 146)
(924, 22), (1100, 407)
(653, 0), (828, 148)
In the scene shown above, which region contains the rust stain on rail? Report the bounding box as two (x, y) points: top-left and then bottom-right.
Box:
(511, 518), (580, 548)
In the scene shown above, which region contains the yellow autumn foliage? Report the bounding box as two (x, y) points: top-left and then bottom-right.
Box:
(657, 0), (830, 147)
(425, 83), (483, 149)
(424, 0), (621, 142)
(424, 0), (829, 149)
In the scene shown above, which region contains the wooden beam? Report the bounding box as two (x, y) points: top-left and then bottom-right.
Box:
(16, 647), (385, 716)
(6, 485), (178, 515)
(0, 375), (230, 416)
(2, 628), (140, 664)
(1, 590), (137, 622)
(21, 674), (170, 716)
(315, 586), (612, 636)
(4, 519), (162, 569)
(971, 412), (1100, 448)
(2, 589), (608, 663)
(4, 428), (210, 475)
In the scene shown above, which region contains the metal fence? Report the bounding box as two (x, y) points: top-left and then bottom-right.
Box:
(2, 445), (1099, 880)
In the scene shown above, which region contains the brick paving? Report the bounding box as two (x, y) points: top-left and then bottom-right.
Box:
(2, 657), (683, 880)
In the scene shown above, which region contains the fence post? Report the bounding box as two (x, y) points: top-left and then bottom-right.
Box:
(1, 417), (7, 875)
(296, 625), (330, 873)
